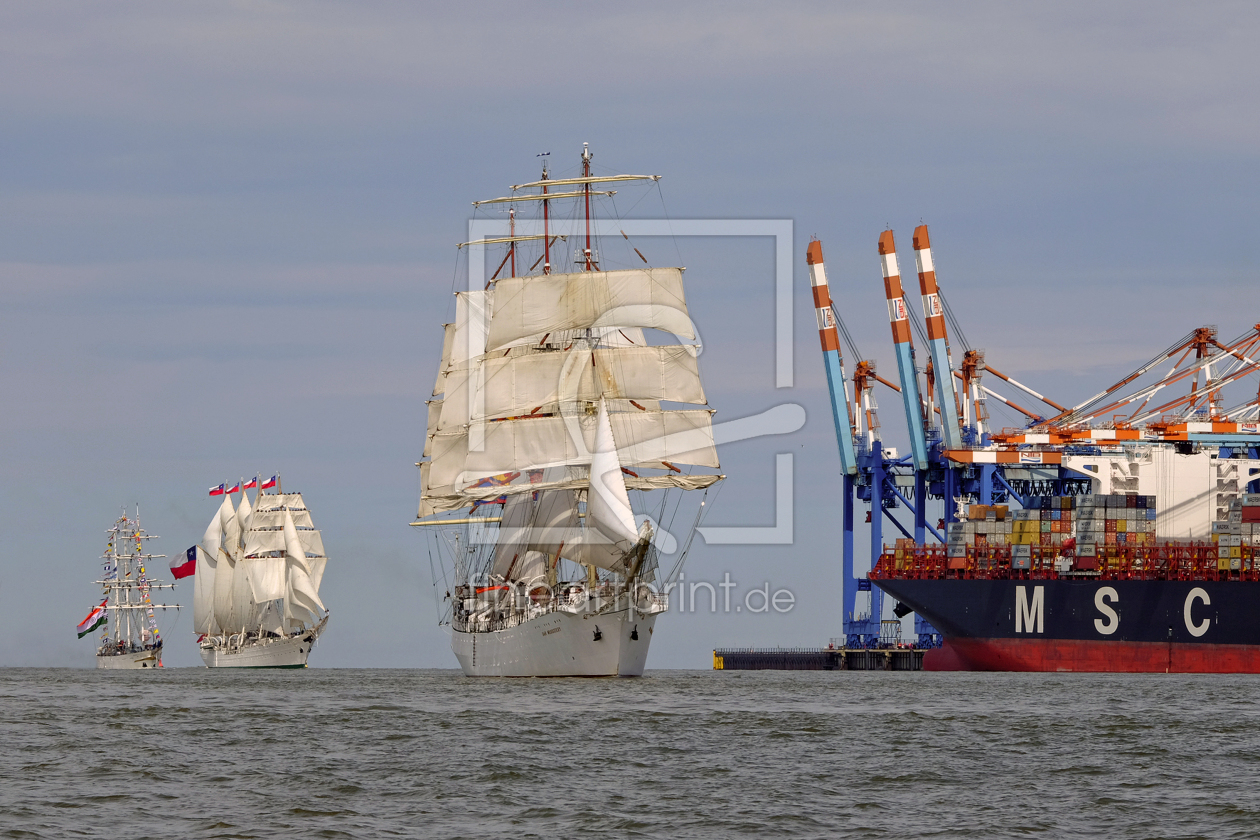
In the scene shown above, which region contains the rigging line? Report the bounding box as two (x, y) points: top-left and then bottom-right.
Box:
(938, 286), (971, 353)
(653, 180), (685, 270)
(829, 304), (863, 361)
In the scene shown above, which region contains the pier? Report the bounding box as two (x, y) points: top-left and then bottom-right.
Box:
(713, 647), (926, 671)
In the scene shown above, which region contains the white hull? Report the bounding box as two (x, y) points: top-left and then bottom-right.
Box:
(96, 648), (162, 670)
(200, 617), (326, 668)
(452, 609), (658, 677)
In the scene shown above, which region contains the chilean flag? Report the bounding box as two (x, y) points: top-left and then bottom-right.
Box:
(261, 475), (278, 489)
(170, 546), (198, 580)
(242, 477), (258, 489)
(226, 482), (241, 495)
(208, 483), (226, 497)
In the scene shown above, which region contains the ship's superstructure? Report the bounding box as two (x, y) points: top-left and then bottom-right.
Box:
(807, 230), (1260, 671)
(185, 479), (329, 668)
(415, 145), (721, 677)
(79, 508), (179, 669)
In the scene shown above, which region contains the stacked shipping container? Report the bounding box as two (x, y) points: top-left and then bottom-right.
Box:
(1211, 493), (1260, 571)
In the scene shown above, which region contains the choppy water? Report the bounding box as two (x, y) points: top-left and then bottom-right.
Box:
(2, 668), (1258, 839)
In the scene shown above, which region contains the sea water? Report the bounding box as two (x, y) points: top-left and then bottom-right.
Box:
(1, 668), (1256, 839)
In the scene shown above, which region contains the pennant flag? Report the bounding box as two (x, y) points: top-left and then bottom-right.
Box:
(472, 495), (507, 509)
(170, 546), (198, 579)
(261, 475), (278, 489)
(77, 600), (108, 638)
(226, 482), (241, 495)
(242, 477), (258, 489)
(209, 483), (226, 497)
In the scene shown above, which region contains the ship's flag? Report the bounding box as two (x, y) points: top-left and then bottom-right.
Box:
(208, 483), (226, 497)
(77, 600), (108, 638)
(226, 482), (241, 495)
(170, 546), (198, 579)
(470, 471), (520, 489)
(472, 495), (507, 509)
(242, 477), (258, 489)
(261, 475), (278, 489)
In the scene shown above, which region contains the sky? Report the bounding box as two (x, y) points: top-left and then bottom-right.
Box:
(3, 2), (1258, 668)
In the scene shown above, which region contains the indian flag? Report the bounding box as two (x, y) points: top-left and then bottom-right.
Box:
(77, 600), (108, 639)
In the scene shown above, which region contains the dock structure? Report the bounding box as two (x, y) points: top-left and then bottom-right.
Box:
(713, 647), (926, 671)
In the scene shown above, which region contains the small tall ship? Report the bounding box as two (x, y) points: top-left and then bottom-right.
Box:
(181, 477), (330, 668)
(79, 507), (179, 669)
(414, 145), (722, 677)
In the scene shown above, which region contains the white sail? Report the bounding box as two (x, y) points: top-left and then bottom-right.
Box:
(587, 398), (640, 546)
(485, 268), (693, 352)
(491, 489), (580, 578)
(200, 506), (223, 557)
(307, 555), (327, 593)
(427, 408), (718, 492)
(438, 345), (705, 431)
(230, 552), (256, 632)
(286, 557), (325, 626)
(424, 399), (443, 457)
(243, 509), (290, 605)
(433, 322), (455, 396)
(449, 290), (493, 368)
(192, 546), (219, 635)
(236, 490), (253, 535)
(211, 495), (238, 632)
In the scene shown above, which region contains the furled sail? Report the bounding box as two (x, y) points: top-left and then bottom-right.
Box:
(485, 268), (693, 352)
(417, 471), (723, 518)
(427, 408), (718, 492)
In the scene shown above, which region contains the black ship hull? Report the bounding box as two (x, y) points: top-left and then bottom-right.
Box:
(875, 578), (1260, 672)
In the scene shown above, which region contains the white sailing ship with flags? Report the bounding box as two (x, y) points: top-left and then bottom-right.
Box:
(415, 145), (722, 677)
(180, 476), (330, 668)
(80, 507), (179, 670)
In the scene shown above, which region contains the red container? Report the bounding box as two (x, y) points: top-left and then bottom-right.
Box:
(1242, 507), (1260, 523)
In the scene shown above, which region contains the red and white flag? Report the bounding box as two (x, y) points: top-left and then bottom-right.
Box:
(208, 484), (226, 497)
(261, 475), (278, 490)
(226, 482), (241, 495)
(242, 477), (258, 489)
(170, 546), (198, 580)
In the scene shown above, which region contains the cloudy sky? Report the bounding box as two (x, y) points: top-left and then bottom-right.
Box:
(3, 3), (1258, 667)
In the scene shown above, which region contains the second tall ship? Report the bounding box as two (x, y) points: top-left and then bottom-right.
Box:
(183, 479), (330, 668)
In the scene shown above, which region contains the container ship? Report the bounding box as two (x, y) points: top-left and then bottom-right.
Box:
(873, 487), (1260, 672)
(805, 231), (1260, 672)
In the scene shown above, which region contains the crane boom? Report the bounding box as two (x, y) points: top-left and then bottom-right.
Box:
(878, 230), (929, 470)
(912, 224), (964, 450)
(807, 240), (859, 475)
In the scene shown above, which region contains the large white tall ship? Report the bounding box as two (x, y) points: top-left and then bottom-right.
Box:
(415, 145), (722, 677)
(185, 479), (330, 668)
(79, 508), (179, 670)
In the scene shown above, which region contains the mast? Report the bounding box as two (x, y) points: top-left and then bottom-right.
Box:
(540, 154), (551, 275)
(583, 143), (594, 271)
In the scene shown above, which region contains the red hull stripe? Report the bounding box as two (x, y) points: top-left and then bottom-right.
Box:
(925, 637), (1260, 673)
